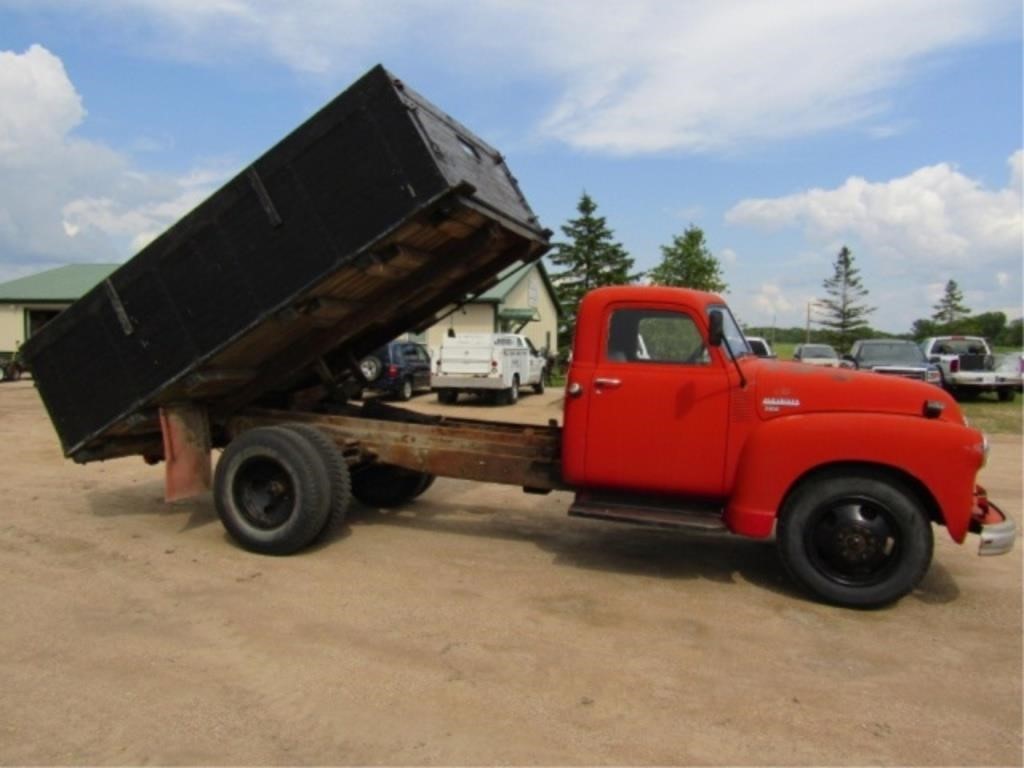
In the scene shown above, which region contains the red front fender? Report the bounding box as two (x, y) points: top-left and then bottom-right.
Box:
(723, 413), (985, 543)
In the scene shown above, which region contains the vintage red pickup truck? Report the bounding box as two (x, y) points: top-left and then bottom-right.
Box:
(559, 285), (1014, 607)
(22, 66), (1014, 610)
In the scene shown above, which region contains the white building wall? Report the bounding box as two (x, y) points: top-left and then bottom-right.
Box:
(0, 304), (24, 354)
(502, 269), (559, 355)
(422, 303), (495, 361)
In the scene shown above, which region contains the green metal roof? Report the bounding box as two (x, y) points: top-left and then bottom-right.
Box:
(0, 264), (119, 303)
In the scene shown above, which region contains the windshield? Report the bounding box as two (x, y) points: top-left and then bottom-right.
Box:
(709, 305), (751, 358)
(801, 345), (837, 358)
(931, 338), (988, 355)
(858, 342), (926, 364)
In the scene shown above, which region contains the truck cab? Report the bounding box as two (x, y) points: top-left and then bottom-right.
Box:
(562, 286), (1013, 607)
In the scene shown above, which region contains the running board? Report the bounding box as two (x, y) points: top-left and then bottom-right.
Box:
(568, 493), (727, 532)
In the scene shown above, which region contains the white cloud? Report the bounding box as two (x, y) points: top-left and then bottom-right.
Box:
(0, 45), (225, 281)
(720, 248), (738, 265)
(16, 0), (1019, 154)
(753, 282), (794, 316)
(725, 152), (1024, 268)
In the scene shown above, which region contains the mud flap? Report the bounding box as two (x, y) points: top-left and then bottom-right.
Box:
(159, 404), (212, 502)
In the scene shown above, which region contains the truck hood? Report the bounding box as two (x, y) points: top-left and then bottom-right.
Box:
(747, 359), (961, 423)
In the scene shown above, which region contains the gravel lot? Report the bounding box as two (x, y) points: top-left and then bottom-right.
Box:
(1, 381), (1020, 765)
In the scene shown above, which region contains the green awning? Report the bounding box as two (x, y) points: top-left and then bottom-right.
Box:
(497, 307), (539, 322)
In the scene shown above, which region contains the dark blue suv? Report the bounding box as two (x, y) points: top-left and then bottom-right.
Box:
(358, 341), (432, 401)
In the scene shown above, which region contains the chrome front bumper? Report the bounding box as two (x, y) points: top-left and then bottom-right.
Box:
(971, 487), (1017, 556)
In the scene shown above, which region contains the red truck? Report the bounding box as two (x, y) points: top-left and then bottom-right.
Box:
(21, 66), (1013, 610)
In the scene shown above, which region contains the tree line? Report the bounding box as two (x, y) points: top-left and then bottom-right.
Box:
(549, 192), (1022, 354)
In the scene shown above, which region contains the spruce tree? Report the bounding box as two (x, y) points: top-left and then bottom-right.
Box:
(549, 192), (638, 348)
(931, 279), (970, 325)
(818, 246), (875, 352)
(648, 225), (727, 293)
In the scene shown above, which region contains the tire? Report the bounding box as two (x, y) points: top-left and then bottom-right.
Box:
(396, 377), (413, 401)
(437, 389), (458, 405)
(279, 424), (352, 530)
(411, 473), (436, 498)
(351, 464), (429, 508)
(359, 355), (383, 383)
(997, 388), (1015, 402)
(776, 470), (933, 608)
(533, 377), (545, 395)
(498, 376), (519, 405)
(214, 427), (332, 555)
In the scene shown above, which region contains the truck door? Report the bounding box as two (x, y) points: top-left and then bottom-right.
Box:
(582, 304), (730, 497)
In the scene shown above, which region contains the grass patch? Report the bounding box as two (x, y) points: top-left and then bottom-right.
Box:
(960, 397), (1023, 435)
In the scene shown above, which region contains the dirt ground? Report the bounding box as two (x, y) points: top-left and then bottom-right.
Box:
(1, 381), (1021, 766)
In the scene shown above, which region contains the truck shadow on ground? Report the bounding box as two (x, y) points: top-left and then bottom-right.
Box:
(84, 482), (960, 606)
(342, 498), (961, 607)
(87, 482), (218, 534)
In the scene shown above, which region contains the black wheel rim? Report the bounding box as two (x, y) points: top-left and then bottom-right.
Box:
(233, 457), (297, 530)
(804, 495), (902, 587)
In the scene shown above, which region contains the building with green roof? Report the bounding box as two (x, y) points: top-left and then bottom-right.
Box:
(0, 264), (119, 365)
(420, 260), (560, 358)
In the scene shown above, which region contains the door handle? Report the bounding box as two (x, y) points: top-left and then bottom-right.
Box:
(594, 377), (622, 389)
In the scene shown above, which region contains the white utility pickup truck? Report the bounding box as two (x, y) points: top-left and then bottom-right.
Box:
(432, 333), (546, 404)
(920, 335), (1017, 402)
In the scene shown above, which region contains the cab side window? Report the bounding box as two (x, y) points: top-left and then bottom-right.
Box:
(606, 309), (708, 365)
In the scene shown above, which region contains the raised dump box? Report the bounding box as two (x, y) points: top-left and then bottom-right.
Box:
(22, 65), (550, 462)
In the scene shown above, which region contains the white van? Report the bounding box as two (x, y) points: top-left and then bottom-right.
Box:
(432, 333), (546, 404)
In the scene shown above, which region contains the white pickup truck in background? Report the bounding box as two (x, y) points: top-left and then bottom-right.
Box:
(920, 335), (1017, 402)
(432, 333), (546, 404)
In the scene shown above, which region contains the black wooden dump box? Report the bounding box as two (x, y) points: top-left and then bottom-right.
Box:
(22, 65), (550, 461)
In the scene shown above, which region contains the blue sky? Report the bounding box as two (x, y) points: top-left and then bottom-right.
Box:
(0, 0), (1021, 332)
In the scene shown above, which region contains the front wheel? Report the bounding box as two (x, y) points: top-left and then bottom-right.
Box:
(777, 471), (933, 608)
(997, 388), (1016, 402)
(533, 377), (545, 395)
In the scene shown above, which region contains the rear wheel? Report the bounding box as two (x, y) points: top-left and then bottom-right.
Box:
(997, 388), (1015, 402)
(437, 389), (458, 405)
(777, 471), (933, 608)
(214, 427), (332, 555)
(533, 377), (545, 395)
(279, 424), (352, 531)
(498, 376), (519, 405)
(396, 377), (413, 401)
(352, 464), (432, 508)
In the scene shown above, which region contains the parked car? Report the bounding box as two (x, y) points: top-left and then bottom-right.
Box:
(793, 343), (840, 367)
(994, 352), (1024, 393)
(432, 332), (545, 404)
(358, 341), (432, 401)
(844, 340), (942, 386)
(920, 336), (1017, 401)
(745, 336), (776, 358)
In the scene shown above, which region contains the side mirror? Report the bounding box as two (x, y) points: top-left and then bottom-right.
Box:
(708, 310), (724, 347)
